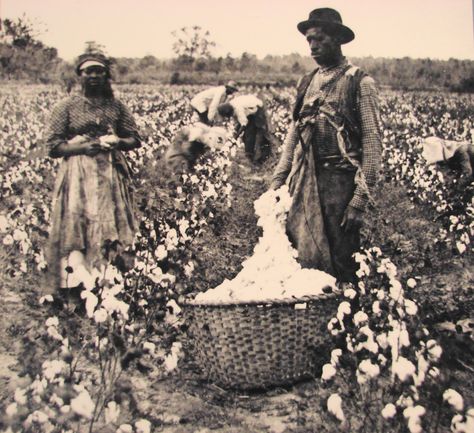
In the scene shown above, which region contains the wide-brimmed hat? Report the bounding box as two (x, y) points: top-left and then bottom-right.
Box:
(225, 80), (238, 92)
(297, 8), (354, 44)
(75, 53), (110, 76)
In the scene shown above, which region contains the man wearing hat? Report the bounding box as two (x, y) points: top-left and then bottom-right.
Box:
(190, 81), (238, 125)
(271, 8), (382, 285)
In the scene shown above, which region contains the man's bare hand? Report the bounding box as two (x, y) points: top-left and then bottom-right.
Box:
(341, 205), (364, 232)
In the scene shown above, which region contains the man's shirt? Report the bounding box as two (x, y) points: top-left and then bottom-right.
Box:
(229, 95), (263, 126)
(190, 86), (227, 121)
(272, 61), (381, 211)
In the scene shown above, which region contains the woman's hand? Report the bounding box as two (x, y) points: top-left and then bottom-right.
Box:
(99, 134), (120, 150)
(71, 137), (103, 156)
(50, 136), (102, 157)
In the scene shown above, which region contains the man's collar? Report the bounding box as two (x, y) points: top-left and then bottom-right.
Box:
(318, 57), (348, 73)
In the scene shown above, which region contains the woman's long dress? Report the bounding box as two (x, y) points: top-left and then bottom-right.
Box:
(45, 95), (141, 287)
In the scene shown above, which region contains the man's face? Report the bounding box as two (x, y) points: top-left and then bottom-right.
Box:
(305, 26), (341, 65)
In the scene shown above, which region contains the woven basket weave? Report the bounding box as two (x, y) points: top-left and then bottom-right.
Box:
(183, 294), (338, 390)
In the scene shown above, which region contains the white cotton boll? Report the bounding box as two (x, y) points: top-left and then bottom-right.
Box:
(381, 403), (397, 419)
(356, 326), (379, 354)
(327, 393), (345, 422)
(407, 418), (423, 433)
(372, 301), (381, 315)
(135, 419), (152, 433)
(338, 301), (351, 317)
(45, 316), (59, 327)
(105, 401), (121, 424)
(12, 229), (27, 241)
(14, 388), (27, 405)
(6, 402), (18, 416)
(450, 413), (474, 433)
(102, 295), (129, 320)
(67, 265), (95, 290)
(321, 363), (337, 381)
(164, 342), (183, 372)
(42, 359), (67, 380)
(344, 288), (357, 299)
(427, 340), (442, 361)
(3, 234), (14, 245)
(443, 389), (464, 412)
(166, 299), (182, 315)
(389, 280), (403, 301)
(404, 299), (418, 315)
(70, 390), (95, 420)
(39, 295), (54, 304)
(353, 311), (369, 326)
(81, 290), (98, 318)
(358, 359), (380, 381)
(93, 308), (108, 324)
(143, 341), (156, 354)
(330, 349), (342, 366)
(403, 406), (426, 433)
(356, 261), (370, 278)
(406, 278), (417, 288)
(393, 357), (416, 382)
(154, 245), (168, 260)
(353, 252), (367, 263)
(116, 424), (133, 433)
(0, 215), (9, 232)
(399, 330), (410, 347)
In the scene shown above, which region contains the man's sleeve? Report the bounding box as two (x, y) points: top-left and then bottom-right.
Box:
(234, 103), (249, 126)
(208, 87), (226, 121)
(349, 76), (382, 211)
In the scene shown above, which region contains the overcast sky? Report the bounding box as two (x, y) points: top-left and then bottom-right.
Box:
(2, 0), (474, 61)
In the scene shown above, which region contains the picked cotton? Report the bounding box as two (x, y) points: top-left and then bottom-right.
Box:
(193, 186), (336, 304)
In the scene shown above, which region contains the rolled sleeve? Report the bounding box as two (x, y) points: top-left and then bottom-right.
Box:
(349, 76), (382, 211)
(208, 87), (226, 121)
(231, 103), (247, 126)
(116, 100), (141, 144)
(44, 98), (71, 154)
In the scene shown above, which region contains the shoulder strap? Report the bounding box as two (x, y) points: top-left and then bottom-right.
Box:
(292, 69), (318, 121)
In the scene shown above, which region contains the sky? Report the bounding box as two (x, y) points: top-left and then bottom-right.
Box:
(1, 0), (474, 61)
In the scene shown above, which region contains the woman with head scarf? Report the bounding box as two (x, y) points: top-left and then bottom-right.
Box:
(44, 52), (141, 293)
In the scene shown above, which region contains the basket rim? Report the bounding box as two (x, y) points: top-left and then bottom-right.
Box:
(182, 290), (338, 308)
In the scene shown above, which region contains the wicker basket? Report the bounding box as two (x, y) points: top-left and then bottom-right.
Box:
(183, 294), (338, 390)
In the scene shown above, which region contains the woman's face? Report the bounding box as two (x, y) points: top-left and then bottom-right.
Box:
(80, 66), (107, 89)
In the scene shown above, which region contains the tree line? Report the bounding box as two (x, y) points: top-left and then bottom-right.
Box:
(1, 18), (473, 92)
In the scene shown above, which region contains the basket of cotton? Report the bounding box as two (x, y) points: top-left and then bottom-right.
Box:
(184, 186), (339, 390)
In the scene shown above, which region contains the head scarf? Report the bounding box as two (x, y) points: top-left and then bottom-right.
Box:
(75, 53), (111, 76)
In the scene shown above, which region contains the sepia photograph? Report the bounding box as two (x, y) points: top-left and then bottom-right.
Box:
(0, 0), (473, 432)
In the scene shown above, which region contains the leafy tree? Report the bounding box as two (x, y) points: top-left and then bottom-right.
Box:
(0, 15), (60, 80)
(171, 26), (216, 70)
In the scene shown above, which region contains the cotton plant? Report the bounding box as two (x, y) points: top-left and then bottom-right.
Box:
(320, 247), (473, 432)
(2, 264), (158, 433)
(381, 94), (473, 255)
